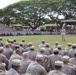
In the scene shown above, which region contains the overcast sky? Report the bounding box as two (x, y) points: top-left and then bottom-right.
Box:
(0, 0), (20, 9)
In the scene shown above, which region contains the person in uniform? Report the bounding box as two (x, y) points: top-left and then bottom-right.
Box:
(65, 43), (72, 55)
(20, 52), (32, 74)
(48, 48), (62, 70)
(48, 60), (66, 75)
(37, 47), (48, 71)
(58, 45), (65, 56)
(26, 55), (47, 75)
(0, 47), (8, 65)
(69, 51), (76, 75)
(65, 43), (72, 52)
(4, 43), (13, 59)
(38, 40), (45, 50)
(69, 44), (76, 57)
(45, 43), (52, 55)
(61, 27), (66, 41)
(13, 39), (17, 44)
(52, 42), (59, 50)
(6, 59), (21, 75)
(21, 39), (26, 47)
(0, 63), (7, 75)
(62, 56), (74, 75)
(25, 42), (32, 52)
(28, 46), (37, 61)
(0, 71), (6, 75)
(8, 48), (22, 69)
(69, 51), (76, 65)
(22, 39), (26, 44)
(28, 42), (32, 47)
(19, 42), (25, 53)
(0, 37), (3, 47)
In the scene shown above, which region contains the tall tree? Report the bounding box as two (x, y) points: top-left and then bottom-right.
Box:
(0, 0), (76, 29)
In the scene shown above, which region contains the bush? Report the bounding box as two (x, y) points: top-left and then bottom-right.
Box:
(40, 26), (45, 31)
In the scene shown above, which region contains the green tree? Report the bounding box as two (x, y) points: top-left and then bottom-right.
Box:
(60, 0), (76, 19)
(0, 0), (76, 30)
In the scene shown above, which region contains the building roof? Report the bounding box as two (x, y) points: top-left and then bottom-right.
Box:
(61, 20), (76, 25)
(11, 24), (22, 27)
(45, 24), (57, 26)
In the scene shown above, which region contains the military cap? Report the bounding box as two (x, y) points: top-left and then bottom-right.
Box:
(22, 52), (29, 57)
(28, 42), (32, 46)
(39, 47), (45, 52)
(30, 46), (35, 50)
(36, 54), (43, 60)
(68, 43), (72, 46)
(12, 59), (21, 66)
(72, 44), (76, 47)
(42, 40), (45, 43)
(58, 45), (62, 48)
(0, 63), (6, 67)
(22, 39), (25, 42)
(0, 72), (5, 75)
(0, 37), (2, 40)
(55, 41), (59, 44)
(55, 60), (63, 66)
(53, 48), (59, 52)
(45, 43), (49, 46)
(62, 56), (70, 61)
(0, 47), (4, 51)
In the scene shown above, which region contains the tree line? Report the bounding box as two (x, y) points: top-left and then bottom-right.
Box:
(0, 0), (76, 30)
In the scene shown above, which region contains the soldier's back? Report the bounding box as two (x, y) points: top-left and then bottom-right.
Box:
(48, 70), (66, 75)
(26, 61), (47, 75)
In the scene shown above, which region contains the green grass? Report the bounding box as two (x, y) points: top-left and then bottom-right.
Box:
(1, 35), (76, 50)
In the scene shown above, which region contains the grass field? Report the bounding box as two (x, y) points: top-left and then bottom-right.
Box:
(1, 35), (76, 50)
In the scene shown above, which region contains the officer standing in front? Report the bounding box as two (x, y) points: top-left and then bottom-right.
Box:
(60, 27), (66, 41)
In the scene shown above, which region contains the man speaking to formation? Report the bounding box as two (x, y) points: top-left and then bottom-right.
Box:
(61, 27), (66, 41)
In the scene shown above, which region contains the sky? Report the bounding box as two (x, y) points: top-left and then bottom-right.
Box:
(0, 0), (20, 9)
